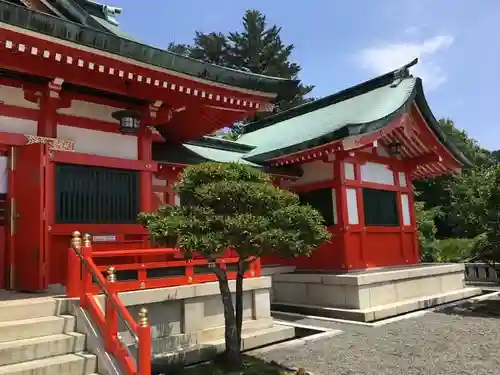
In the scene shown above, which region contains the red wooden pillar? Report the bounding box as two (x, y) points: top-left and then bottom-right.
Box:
(406, 173), (420, 263)
(138, 126), (153, 213)
(354, 162), (367, 267)
(332, 159), (349, 270)
(393, 169), (407, 265)
(37, 81), (62, 138)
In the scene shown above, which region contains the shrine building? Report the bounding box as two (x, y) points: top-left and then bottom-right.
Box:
(0, 0), (297, 292)
(0, 1), (484, 374)
(154, 58), (470, 272)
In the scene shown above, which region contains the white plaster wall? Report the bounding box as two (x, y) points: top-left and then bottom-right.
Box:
(0, 85), (39, 109)
(152, 175), (167, 186)
(57, 125), (138, 159)
(360, 162), (395, 185)
(344, 162), (355, 180)
(401, 193), (411, 226)
(289, 160), (334, 186)
(346, 188), (359, 225)
(331, 188), (338, 224)
(57, 100), (122, 123)
(0, 116), (37, 135)
(398, 171), (407, 187)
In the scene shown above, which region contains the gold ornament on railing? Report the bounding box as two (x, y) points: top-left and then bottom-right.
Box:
(83, 233), (92, 247)
(107, 266), (116, 283)
(71, 231), (82, 250)
(138, 307), (149, 327)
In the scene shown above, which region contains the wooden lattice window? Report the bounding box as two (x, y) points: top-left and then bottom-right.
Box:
(55, 163), (140, 224)
(363, 188), (399, 226)
(298, 188), (336, 226)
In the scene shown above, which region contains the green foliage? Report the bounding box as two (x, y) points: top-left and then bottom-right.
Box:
(167, 9), (313, 114)
(414, 200), (440, 262)
(434, 238), (476, 262)
(138, 162), (331, 259)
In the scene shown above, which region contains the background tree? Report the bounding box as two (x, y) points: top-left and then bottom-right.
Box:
(168, 9), (313, 138)
(138, 162), (331, 368)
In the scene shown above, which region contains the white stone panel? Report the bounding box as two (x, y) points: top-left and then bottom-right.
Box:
(57, 125), (138, 159)
(289, 160), (334, 186)
(360, 162), (395, 185)
(344, 162), (355, 180)
(0, 116), (37, 135)
(346, 188), (359, 225)
(401, 193), (411, 226)
(0, 85), (39, 109)
(58, 100), (122, 123)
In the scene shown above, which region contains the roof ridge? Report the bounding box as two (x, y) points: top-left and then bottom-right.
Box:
(242, 59), (419, 135)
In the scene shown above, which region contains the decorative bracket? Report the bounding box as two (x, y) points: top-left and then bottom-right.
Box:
(25, 135), (75, 152)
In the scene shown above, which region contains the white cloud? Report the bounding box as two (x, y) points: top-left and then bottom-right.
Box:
(355, 35), (454, 90)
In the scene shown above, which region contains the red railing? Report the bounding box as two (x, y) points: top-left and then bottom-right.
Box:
(66, 232), (262, 375)
(67, 232), (151, 375)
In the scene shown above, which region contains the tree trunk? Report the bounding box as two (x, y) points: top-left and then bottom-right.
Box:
(235, 260), (247, 345)
(212, 265), (241, 369)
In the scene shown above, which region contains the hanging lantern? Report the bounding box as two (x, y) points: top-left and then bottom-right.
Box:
(112, 109), (141, 134)
(388, 142), (402, 156)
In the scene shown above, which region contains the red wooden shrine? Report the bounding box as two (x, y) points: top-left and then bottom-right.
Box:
(0, 0), (290, 293)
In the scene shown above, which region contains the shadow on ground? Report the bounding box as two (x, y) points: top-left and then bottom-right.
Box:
(154, 354), (297, 375)
(436, 297), (500, 319)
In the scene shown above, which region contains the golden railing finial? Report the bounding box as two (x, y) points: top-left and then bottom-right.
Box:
(106, 266), (116, 283)
(138, 307), (149, 327)
(83, 233), (92, 247)
(71, 231), (81, 250)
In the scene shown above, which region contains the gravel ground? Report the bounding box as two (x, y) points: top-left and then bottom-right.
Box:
(251, 298), (500, 375)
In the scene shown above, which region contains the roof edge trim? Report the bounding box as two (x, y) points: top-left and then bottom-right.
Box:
(242, 59), (419, 135)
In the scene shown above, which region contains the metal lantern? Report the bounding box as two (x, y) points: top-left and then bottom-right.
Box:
(112, 109), (141, 134)
(388, 142), (402, 156)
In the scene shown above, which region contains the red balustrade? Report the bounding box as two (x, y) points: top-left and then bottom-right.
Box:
(66, 231), (262, 375)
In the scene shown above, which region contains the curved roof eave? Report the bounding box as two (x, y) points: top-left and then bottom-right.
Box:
(243, 92), (416, 163)
(413, 79), (473, 168)
(243, 81), (472, 168)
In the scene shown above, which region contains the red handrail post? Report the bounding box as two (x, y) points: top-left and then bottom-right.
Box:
(67, 231), (82, 298)
(252, 257), (261, 277)
(80, 233), (93, 307)
(137, 308), (152, 375)
(104, 266), (119, 353)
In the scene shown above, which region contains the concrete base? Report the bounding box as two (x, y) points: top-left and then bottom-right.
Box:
(271, 264), (483, 322)
(93, 276), (294, 363)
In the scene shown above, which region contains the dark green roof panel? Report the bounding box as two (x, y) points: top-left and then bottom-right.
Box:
(0, 0), (297, 96)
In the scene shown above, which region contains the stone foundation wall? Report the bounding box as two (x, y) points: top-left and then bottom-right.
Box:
(95, 277), (273, 355)
(273, 264), (466, 309)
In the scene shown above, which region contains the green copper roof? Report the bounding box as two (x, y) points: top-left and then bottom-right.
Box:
(152, 137), (302, 177)
(239, 77), (415, 161)
(0, 0), (298, 96)
(238, 60), (470, 167)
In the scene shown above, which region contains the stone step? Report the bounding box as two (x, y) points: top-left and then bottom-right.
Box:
(0, 315), (75, 343)
(0, 297), (63, 323)
(0, 333), (86, 366)
(0, 353), (97, 375)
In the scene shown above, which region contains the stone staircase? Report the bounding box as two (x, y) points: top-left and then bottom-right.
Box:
(0, 296), (99, 375)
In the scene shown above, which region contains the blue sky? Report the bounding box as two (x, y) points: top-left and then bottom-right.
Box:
(110, 0), (500, 150)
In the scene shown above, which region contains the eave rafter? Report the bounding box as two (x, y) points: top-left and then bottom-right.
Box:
(264, 108), (462, 180)
(0, 26), (273, 117)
